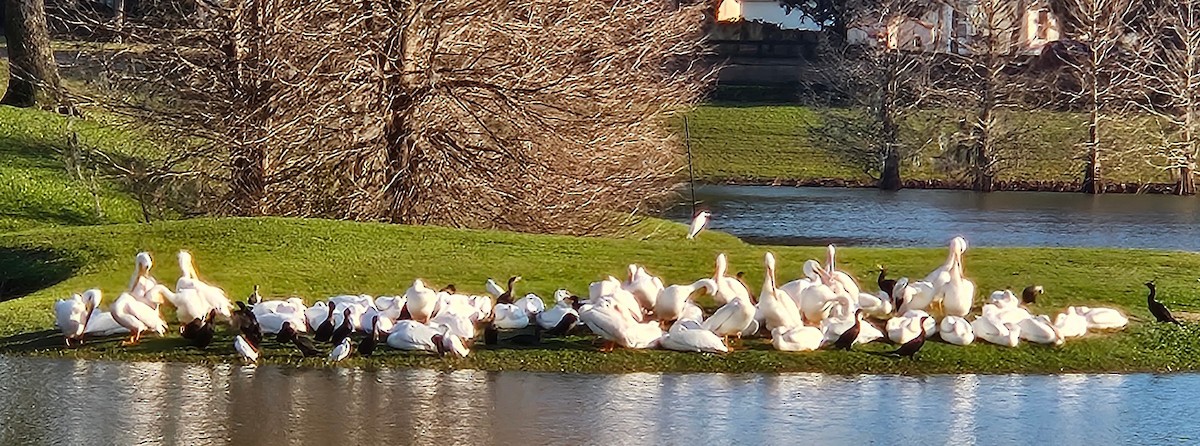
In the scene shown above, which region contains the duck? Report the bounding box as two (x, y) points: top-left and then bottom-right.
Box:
(537, 290), (581, 331)
(234, 335), (259, 363)
(314, 301), (337, 342)
(623, 265), (665, 313)
(886, 310), (937, 344)
(1054, 307), (1089, 338)
(971, 314), (1020, 347)
(1077, 306), (1129, 330)
(824, 245), (861, 297)
(770, 325), (824, 351)
(330, 308), (354, 346)
(758, 252), (802, 331)
(180, 308), (218, 348)
(328, 337), (353, 362)
(939, 315), (975, 346)
(493, 302), (531, 329)
(1018, 314), (1063, 345)
(495, 276), (521, 305)
(701, 293), (756, 345)
(686, 210), (711, 240)
(111, 291), (168, 346)
(711, 253), (751, 306)
(175, 250), (233, 320)
(654, 279), (717, 324)
(404, 279), (440, 323)
(941, 246), (974, 318)
(506, 324), (545, 346)
(386, 320), (470, 357)
(232, 301), (263, 348)
(1145, 281), (1179, 324)
(660, 320), (728, 353)
(278, 322), (323, 357)
(1022, 285), (1044, 304)
(54, 290), (97, 346)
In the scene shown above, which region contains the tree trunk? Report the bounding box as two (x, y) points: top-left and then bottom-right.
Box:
(1179, 156), (1196, 196)
(112, 0), (126, 27)
(2, 0), (67, 111)
(878, 111), (902, 191)
(1082, 110), (1101, 194)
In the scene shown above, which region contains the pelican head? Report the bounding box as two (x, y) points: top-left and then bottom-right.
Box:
(714, 253), (728, 278)
(826, 244), (837, 273)
(764, 252), (776, 272)
(135, 252), (153, 275)
(553, 289), (571, 302)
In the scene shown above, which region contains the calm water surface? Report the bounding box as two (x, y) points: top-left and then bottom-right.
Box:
(669, 185), (1200, 249)
(0, 356), (1194, 445)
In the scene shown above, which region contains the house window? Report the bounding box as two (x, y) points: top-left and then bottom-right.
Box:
(913, 35), (923, 50)
(1036, 10), (1050, 40)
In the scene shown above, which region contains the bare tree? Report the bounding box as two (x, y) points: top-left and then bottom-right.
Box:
(1130, 0), (1200, 195)
(1050, 0), (1138, 193)
(57, 0), (712, 233)
(3, 0), (68, 111)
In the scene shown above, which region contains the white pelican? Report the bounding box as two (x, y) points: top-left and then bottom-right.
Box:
(328, 337), (352, 362)
(821, 310), (884, 346)
(895, 278), (937, 314)
(758, 252), (802, 331)
(1054, 307), (1089, 338)
(111, 292), (167, 346)
(686, 210), (711, 240)
(78, 290), (129, 337)
(797, 276), (838, 325)
(165, 288), (215, 324)
(654, 279), (717, 323)
(989, 289), (1021, 309)
(711, 253), (751, 306)
(234, 335), (259, 363)
(680, 301), (705, 323)
(941, 247), (975, 317)
(778, 259), (822, 300)
(493, 303), (530, 329)
(1077, 306), (1129, 330)
(939, 316), (975, 346)
(770, 325), (823, 351)
(485, 279), (505, 299)
(127, 252), (162, 308)
(54, 290), (97, 346)
(701, 294), (755, 342)
(886, 310), (937, 344)
(430, 311), (476, 340)
(825, 245), (861, 297)
(624, 320), (664, 349)
(579, 298), (627, 351)
(404, 279), (439, 323)
(175, 250), (232, 320)
(537, 290), (581, 331)
(1018, 314), (1063, 345)
(387, 320), (470, 357)
(925, 236), (967, 291)
(623, 265), (664, 313)
(375, 296), (407, 320)
(857, 291), (893, 319)
(660, 321), (727, 353)
(517, 294), (546, 319)
(971, 314), (1020, 347)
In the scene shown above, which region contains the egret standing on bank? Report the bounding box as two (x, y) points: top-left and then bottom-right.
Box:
(687, 210), (711, 240)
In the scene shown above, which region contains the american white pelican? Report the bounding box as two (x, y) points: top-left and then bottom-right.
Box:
(857, 291), (893, 319)
(1018, 314), (1063, 345)
(758, 252), (802, 331)
(895, 278), (937, 314)
(925, 236), (967, 291)
(886, 310), (937, 344)
(517, 294), (546, 319)
(485, 279), (505, 299)
(404, 279), (439, 323)
(686, 210), (711, 240)
(660, 321), (727, 353)
(375, 296), (408, 320)
(111, 291), (167, 345)
(537, 290), (581, 332)
(711, 253), (751, 306)
(234, 335), (259, 363)
(988, 289), (1021, 310)
(770, 325), (823, 351)
(654, 279), (716, 323)
(623, 265), (665, 312)
(825, 245), (861, 297)
(778, 259), (822, 301)
(939, 316), (975, 346)
(430, 311), (476, 340)
(127, 252), (162, 308)
(54, 290), (97, 346)
(328, 337), (352, 362)
(493, 303), (530, 329)
(79, 290), (129, 337)
(971, 314), (1020, 347)
(701, 294), (755, 342)
(821, 309), (884, 347)
(579, 298), (626, 351)
(624, 320), (664, 349)
(941, 247), (974, 318)
(1054, 307), (1089, 338)
(1077, 306), (1128, 330)
(176, 250), (232, 319)
(163, 287), (214, 324)
(797, 278), (838, 325)
(680, 301), (705, 323)
(386, 320), (469, 357)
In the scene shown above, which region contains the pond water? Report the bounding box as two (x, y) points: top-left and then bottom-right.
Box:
(0, 356), (1194, 445)
(668, 185), (1200, 250)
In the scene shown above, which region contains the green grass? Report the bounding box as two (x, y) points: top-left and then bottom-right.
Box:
(3, 217), (1200, 374)
(687, 104), (1175, 185)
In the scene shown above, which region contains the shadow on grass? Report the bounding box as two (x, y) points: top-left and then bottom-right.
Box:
(0, 247), (86, 301)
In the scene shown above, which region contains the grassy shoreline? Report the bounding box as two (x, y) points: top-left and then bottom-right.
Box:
(3, 217), (1200, 374)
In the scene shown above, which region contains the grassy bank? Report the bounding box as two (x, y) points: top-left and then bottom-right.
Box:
(686, 104), (1173, 186)
(3, 217), (1200, 374)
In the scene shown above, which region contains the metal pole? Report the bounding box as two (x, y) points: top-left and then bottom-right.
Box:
(684, 115), (696, 217)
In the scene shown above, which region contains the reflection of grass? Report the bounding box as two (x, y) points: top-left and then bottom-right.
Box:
(687, 104), (1175, 185)
(3, 217), (1200, 374)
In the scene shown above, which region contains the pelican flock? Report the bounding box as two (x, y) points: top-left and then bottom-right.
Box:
(51, 239), (1141, 363)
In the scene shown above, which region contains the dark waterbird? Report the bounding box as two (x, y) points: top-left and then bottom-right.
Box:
(358, 316), (380, 358)
(1145, 281), (1179, 324)
(180, 308), (217, 349)
(877, 265), (896, 299)
(509, 325), (544, 346)
(232, 301), (263, 348)
(484, 324), (500, 346)
(871, 316), (929, 359)
(831, 309), (864, 351)
(497, 276), (522, 305)
(545, 313), (580, 336)
(279, 322), (323, 357)
(314, 302), (336, 342)
(330, 308), (354, 345)
(1022, 285), (1043, 304)
(247, 284), (262, 305)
